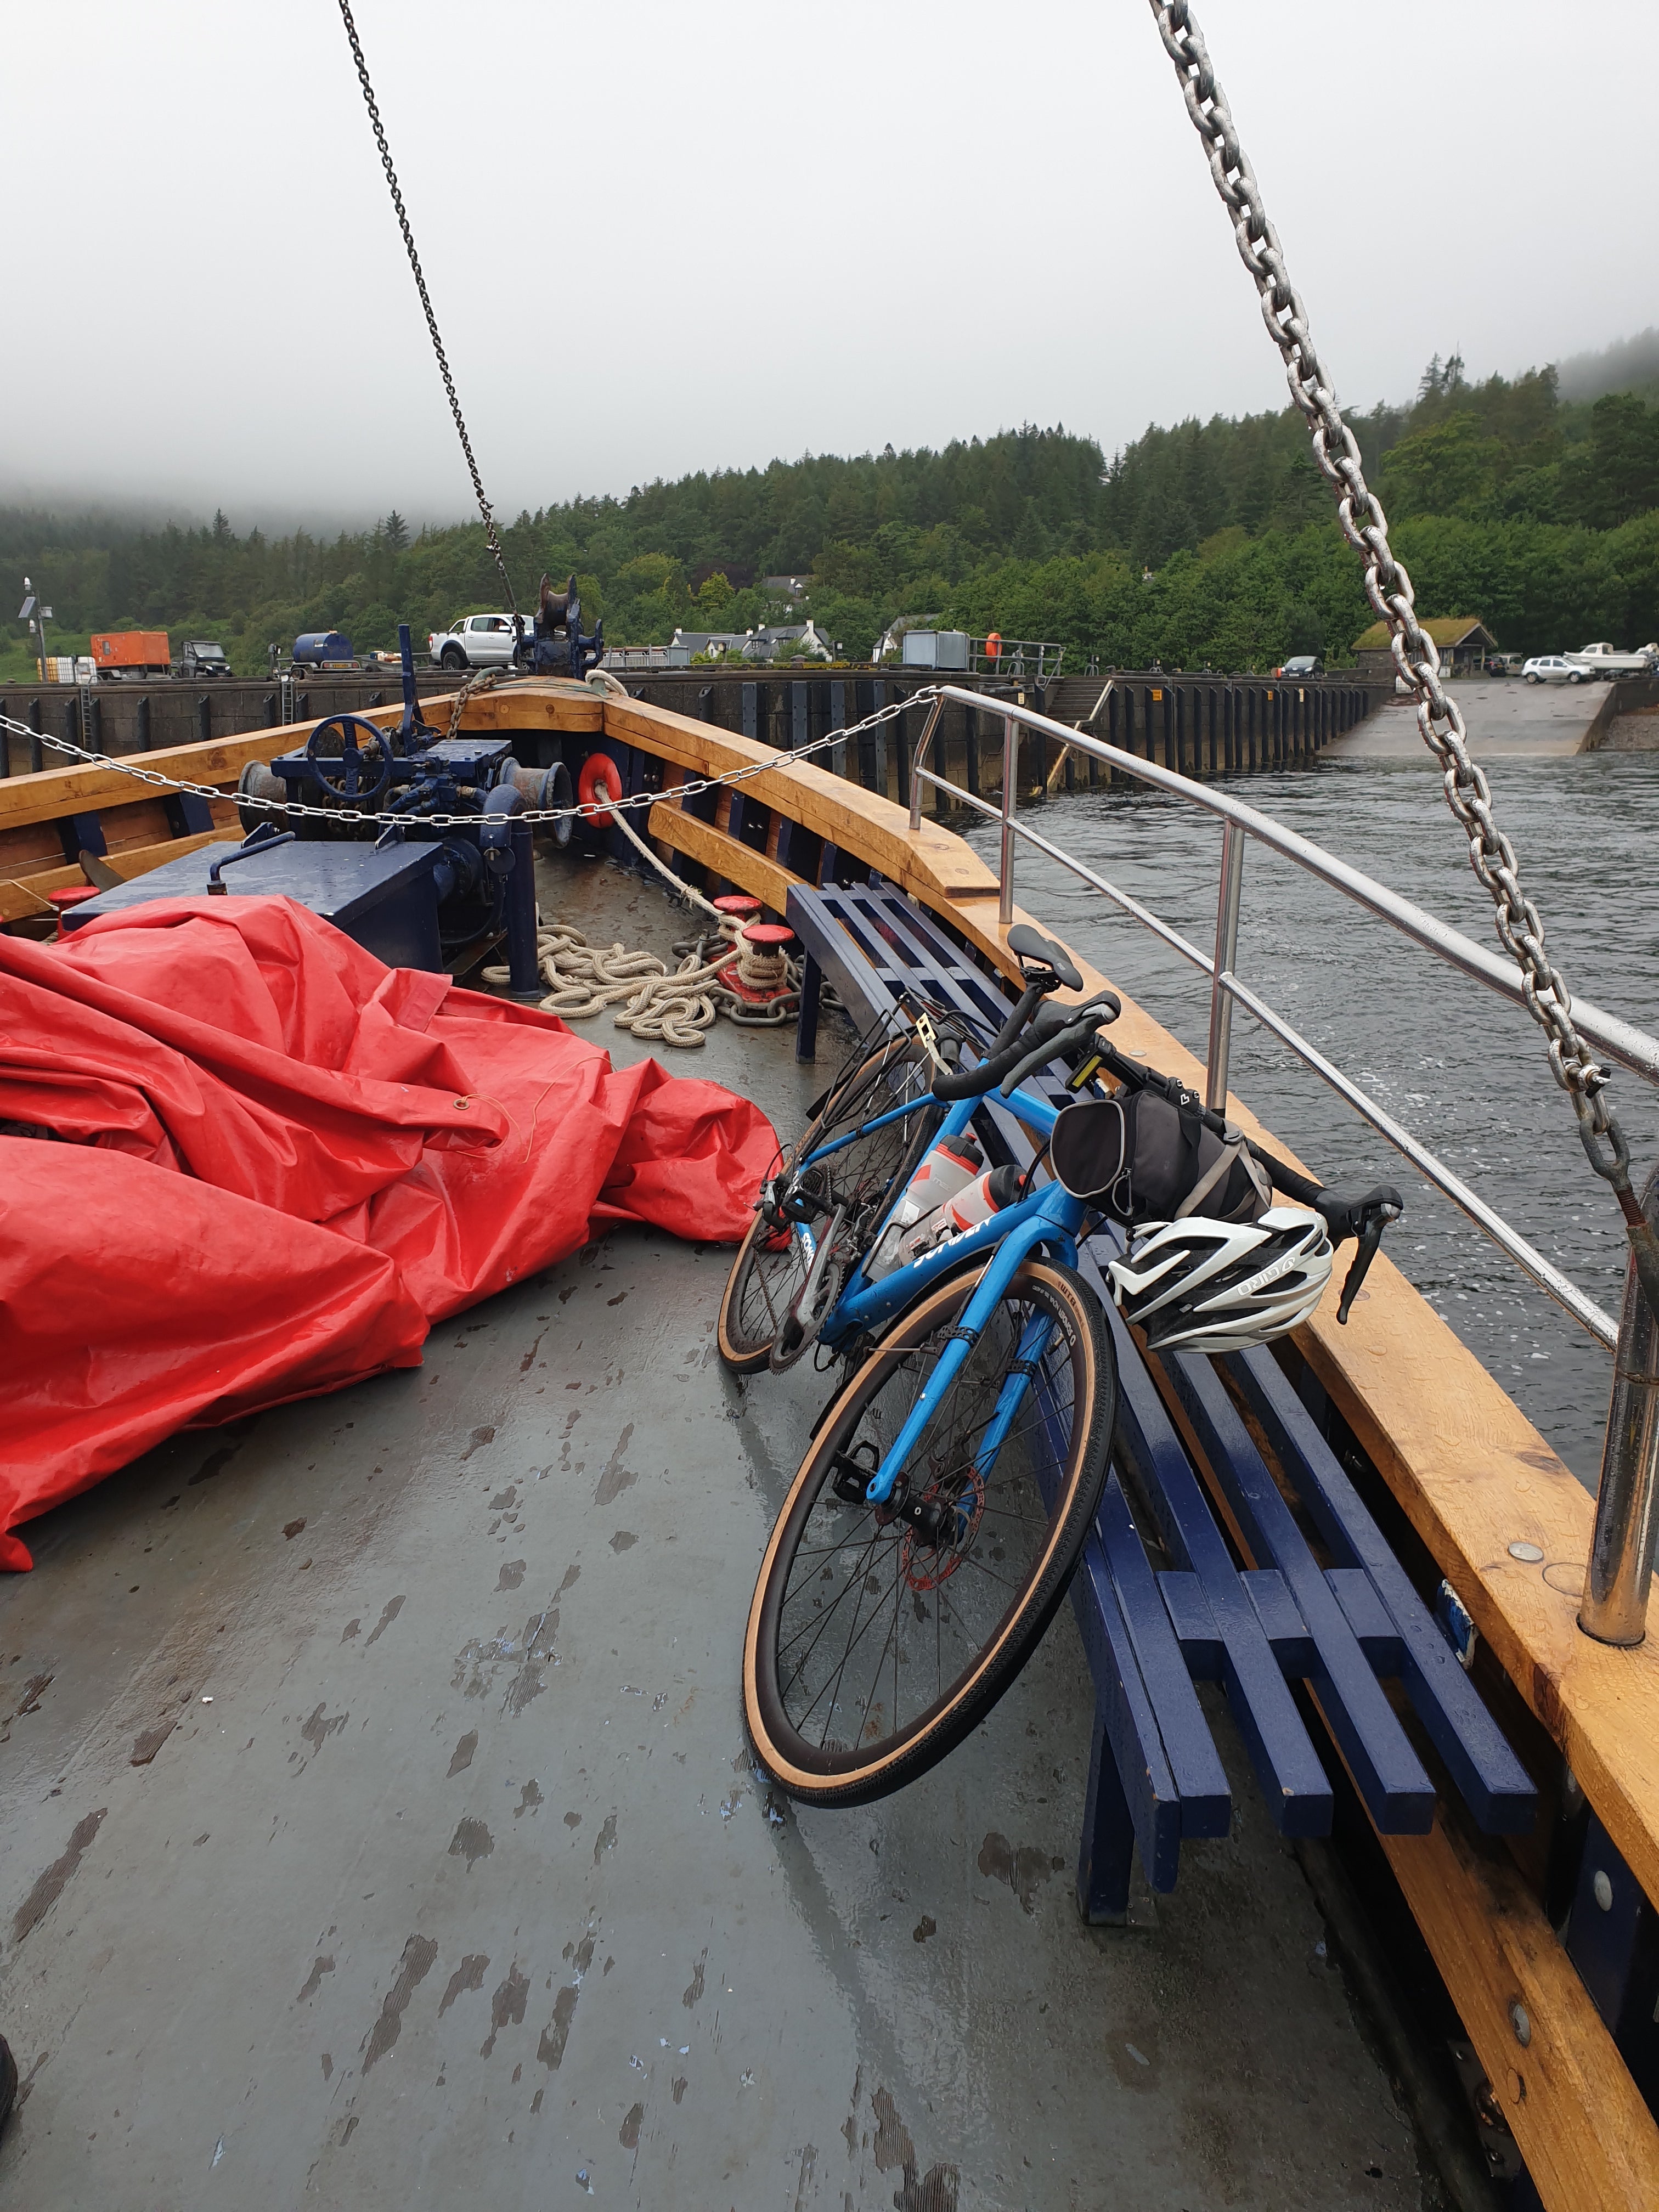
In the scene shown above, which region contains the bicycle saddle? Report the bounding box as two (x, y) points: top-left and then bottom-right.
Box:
(1006, 923), (1082, 991)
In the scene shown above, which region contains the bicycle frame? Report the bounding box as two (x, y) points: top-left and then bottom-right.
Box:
(797, 1077), (1093, 1506)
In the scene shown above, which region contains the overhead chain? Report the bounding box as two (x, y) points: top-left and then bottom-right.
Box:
(335, 0), (517, 616)
(0, 687), (932, 836)
(1148, 0), (1632, 1198)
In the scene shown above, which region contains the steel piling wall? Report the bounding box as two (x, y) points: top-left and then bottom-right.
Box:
(0, 666), (1390, 792)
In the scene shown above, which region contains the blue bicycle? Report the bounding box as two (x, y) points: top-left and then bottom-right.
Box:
(732, 924), (1401, 1805)
(736, 926), (1127, 1805)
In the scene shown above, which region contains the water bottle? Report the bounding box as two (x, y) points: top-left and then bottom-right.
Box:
(939, 1162), (1024, 1238)
(865, 1135), (984, 1279)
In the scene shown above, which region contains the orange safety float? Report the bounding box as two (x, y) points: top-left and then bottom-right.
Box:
(577, 752), (624, 825)
(984, 630), (1002, 663)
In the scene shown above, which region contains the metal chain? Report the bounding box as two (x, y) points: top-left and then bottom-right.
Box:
(335, 0), (517, 616)
(1148, 0), (1624, 1184)
(1, 690), (933, 836)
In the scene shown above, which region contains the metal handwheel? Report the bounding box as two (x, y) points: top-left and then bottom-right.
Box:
(743, 1257), (1115, 1807)
(304, 714), (395, 804)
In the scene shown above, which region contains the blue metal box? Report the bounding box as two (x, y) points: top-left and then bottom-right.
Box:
(64, 840), (444, 972)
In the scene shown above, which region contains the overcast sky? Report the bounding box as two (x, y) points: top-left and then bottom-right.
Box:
(5, 0), (1656, 534)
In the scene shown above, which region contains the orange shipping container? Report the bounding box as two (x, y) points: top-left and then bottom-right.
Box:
(92, 631), (170, 669)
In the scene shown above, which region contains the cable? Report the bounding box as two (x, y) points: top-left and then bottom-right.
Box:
(335, 0), (517, 615)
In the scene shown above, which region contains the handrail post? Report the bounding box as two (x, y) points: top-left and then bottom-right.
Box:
(906, 695), (944, 832)
(999, 712), (1019, 926)
(1205, 820), (1246, 1114)
(1581, 1162), (1659, 1645)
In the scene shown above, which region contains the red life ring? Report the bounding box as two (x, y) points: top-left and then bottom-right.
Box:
(577, 752), (623, 826)
(985, 630), (1002, 662)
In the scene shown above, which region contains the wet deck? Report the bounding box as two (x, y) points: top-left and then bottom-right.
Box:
(0, 858), (1430, 2209)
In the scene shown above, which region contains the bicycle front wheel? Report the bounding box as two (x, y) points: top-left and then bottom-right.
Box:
(744, 1257), (1115, 1806)
(716, 1033), (941, 1374)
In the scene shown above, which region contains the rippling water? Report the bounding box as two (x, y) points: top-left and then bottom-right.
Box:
(964, 750), (1659, 1486)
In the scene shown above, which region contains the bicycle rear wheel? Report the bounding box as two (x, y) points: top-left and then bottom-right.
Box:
(744, 1256), (1115, 1805)
(717, 1033), (941, 1373)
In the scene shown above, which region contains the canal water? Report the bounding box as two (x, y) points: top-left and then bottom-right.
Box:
(968, 747), (1659, 1486)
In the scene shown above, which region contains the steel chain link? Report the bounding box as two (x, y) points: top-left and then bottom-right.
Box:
(335, 0), (517, 616)
(1149, 0), (1620, 1171)
(1, 689), (935, 836)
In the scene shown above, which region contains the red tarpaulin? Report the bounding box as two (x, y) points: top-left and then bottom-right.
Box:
(0, 898), (778, 1568)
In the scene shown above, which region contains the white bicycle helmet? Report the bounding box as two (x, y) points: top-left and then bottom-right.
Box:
(1106, 1207), (1333, 1356)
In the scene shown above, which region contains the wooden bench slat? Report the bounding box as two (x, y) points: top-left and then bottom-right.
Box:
(1102, 1295), (1335, 1835)
(1166, 1348), (1437, 1834)
(1227, 1346), (1538, 1835)
(1097, 1475), (1231, 1840)
(1069, 1527), (1184, 1900)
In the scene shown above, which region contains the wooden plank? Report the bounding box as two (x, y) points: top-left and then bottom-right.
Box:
(646, 798), (803, 915)
(0, 697), (430, 833)
(0, 830), (232, 922)
(1376, 1760), (1659, 2209)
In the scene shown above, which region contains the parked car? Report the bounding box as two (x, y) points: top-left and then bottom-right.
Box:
(1485, 652), (1525, 676)
(174, 639), (233, 680)
(1277, 654), (1322, 677)
(1522, 656), (1589, 685)
(428, 613), (523, 670)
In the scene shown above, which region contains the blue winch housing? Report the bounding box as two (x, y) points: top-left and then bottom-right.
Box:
(222, 623), (572, 996)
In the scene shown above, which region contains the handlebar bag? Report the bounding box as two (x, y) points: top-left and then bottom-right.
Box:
(1051, 1090), (1271, 1226)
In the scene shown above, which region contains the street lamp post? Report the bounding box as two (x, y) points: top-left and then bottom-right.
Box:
(18, 575), (53, 682)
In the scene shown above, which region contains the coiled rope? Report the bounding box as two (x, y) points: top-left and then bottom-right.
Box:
(483, 915), (802, 1049)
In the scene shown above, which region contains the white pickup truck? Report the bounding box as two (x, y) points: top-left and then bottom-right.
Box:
(1565, 641), (1659, 679)
(427, 613), (523, 670)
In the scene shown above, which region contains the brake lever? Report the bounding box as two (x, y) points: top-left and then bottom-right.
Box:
(1336, 1203), (1398, 1324)
(998, 1017), (1102, 1098)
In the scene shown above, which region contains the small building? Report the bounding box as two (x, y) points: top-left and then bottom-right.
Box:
(665, 620), (837, 665)
(742, 622), (836, 664)
(761, 575), (809, 602)
(1352, 615), (1497, 680)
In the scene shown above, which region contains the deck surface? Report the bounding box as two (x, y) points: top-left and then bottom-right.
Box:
(0, 860), (1430, 2210)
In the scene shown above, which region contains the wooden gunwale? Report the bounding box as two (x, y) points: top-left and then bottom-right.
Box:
(3, 676), (1656, 2202)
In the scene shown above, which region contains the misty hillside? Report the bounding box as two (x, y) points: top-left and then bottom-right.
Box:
(5, 342), (1659, 680)
(1557, 327), (1659, 407)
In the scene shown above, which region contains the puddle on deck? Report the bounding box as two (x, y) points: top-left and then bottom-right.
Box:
(0, 858), (1430, 2208)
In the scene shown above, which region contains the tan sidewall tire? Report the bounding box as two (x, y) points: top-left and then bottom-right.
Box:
(716, 1204), (789, 1373)
(714, 1037), (936, 1375)
(742, 1256), (1110, 1806)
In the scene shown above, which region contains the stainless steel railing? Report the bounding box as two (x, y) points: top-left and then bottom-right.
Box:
(905, 684), (1659, 1638)
(905, 685), (1659, 1348)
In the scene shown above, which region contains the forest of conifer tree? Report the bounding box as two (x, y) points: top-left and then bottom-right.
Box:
(5, 351), (1657, 680)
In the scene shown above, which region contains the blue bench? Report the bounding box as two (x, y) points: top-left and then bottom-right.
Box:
(785, 881), (1538, 1921)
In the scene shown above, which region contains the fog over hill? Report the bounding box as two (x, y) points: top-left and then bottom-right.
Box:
(5, 331), (1657, 545)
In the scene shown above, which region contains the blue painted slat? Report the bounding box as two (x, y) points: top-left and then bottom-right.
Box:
(1098, 1291), (1334, 1836)
(1165, 1351), (1435, 1835)
(1225, 1347), (1538, 1835)
(1097, 1476), (1230, 1838)
(1327, 1568), (1404, 1672)
(1242, 1570), (1316, 1678)
(1068, 1531), (1183, 1892)
(1157, 1572), (1223, 1679)
(785, 887), (891, 1034)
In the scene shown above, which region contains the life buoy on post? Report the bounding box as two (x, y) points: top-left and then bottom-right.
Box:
(577, 752), (624, 826)
(985, 630), (1002, 664)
